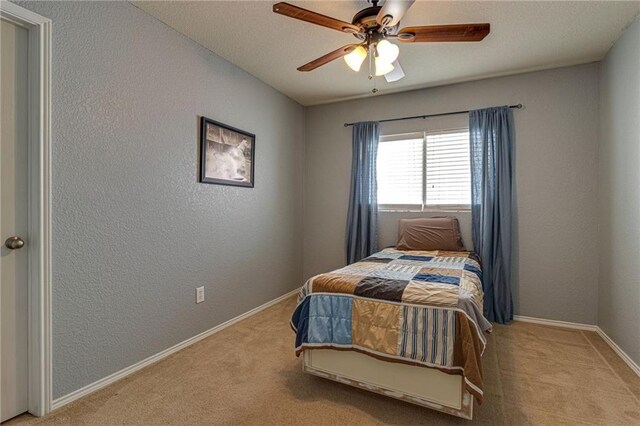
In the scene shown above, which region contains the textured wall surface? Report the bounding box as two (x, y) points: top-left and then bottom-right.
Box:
(598, 17), (640, 365)
(304, 64), (600, 325)
(18, 1), (304, 399)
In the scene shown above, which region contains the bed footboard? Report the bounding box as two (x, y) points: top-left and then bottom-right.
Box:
(303, 349), (474, 420)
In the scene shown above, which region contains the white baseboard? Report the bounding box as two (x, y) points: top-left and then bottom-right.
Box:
(513, 315), (598, 331)
(51, 288), (299, 410)
(595, 327), (640, 377)
(514, 315), (639, 378)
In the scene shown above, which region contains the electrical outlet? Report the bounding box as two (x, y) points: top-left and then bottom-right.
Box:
(196, 286), (205, 304)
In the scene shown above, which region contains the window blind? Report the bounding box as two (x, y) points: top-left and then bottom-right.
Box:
(377, 137), (423, 206)
(425, 130), (471, 206)
(377, 129), (471, 209)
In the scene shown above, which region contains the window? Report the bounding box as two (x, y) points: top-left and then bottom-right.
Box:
(377, 129), (471, 211)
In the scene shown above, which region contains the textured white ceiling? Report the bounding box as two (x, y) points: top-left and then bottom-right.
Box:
(133, 1), (640, 106)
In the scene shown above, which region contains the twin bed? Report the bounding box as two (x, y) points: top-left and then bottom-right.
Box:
(290, 218), (491, 420)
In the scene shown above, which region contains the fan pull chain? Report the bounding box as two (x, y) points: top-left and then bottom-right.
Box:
(367, 44), (373, 81)
(367, 44), (378, 94)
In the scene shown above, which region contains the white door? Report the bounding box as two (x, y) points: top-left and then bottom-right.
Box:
(1, 18), (30, 423)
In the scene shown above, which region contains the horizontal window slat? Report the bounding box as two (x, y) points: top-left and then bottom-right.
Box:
(426, 154), (469, 161)
(426, 182), (471, 186)
(426, 168), (470, 171)
(426, 172), (470, 176)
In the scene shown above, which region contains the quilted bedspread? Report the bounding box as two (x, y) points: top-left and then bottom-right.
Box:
(290, 248), (492, 403)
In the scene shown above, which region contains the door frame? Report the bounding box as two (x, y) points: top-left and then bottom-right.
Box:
(0, 2), (52, 417)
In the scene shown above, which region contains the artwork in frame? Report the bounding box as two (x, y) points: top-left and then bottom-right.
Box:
(200, 117), (255, 187)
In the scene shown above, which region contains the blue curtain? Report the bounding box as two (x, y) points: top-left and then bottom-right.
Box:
(469, 106), (515, 324)
(346, 122), (380, 264)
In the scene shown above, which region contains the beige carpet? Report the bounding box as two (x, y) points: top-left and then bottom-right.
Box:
(6, 296), (640, 425)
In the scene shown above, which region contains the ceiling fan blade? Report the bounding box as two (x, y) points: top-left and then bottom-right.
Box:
(397, 24), (490, 42)
(297, 44), (360, 72)
(384, 60), (405, 82)
(377, 0), (415, 28)
(273, 2), (361, 34)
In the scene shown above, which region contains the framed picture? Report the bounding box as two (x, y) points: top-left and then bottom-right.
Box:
(200, 117), (255, 187)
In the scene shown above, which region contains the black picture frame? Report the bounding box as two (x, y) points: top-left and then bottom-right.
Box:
(199, 116), (255, 188)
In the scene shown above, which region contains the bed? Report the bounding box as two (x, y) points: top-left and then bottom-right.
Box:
(290, 243), (491, 420)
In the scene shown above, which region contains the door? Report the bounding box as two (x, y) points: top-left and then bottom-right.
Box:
(1, 18), (30, 423)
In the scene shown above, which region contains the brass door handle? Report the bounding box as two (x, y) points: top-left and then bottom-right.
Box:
(5, 236), (25, 250)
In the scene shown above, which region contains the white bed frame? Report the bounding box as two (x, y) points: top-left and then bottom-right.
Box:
(303, 349), (474, 420)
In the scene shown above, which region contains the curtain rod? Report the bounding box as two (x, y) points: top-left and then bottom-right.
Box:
(343, 104), (523, 127)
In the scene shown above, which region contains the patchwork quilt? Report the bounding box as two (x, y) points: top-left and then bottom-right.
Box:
(290, 248), (492, 403)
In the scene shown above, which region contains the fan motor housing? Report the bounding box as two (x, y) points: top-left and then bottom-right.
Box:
(351, 5), (399, 39)
(352, 6), (381, 30)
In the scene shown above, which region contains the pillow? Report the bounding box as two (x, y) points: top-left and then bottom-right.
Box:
(396, 217), (465, 251)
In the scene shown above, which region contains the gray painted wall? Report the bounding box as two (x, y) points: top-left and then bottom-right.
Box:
(598, 17), (640, 366)
(18, 1), (304, 399)
(304, 64), (600, 325)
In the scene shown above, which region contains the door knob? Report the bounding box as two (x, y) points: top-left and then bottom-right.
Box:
(5, 236), (25, 250)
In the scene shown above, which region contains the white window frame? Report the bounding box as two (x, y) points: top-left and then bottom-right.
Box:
(377, 128), (471, 213)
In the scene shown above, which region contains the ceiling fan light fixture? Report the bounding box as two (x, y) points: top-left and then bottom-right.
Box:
(272, 1), (491, 81)
(344, 45), (368, 72)
(376, 39), (400, 64)
(374, 56), (395, 76)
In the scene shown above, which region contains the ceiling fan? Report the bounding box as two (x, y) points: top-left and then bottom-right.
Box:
(273, 0), (490, 83)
